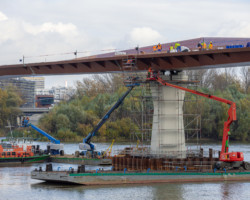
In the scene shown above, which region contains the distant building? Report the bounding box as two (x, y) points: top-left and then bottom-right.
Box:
(36, 86), (75, 104)
(35, 95), (54, 108)
(0, 77), (35, 108)
(0, 77), (74, 108)
(22, 77), (45, 91)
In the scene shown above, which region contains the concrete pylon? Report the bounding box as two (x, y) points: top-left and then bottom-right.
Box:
(150, 72), (188, 158)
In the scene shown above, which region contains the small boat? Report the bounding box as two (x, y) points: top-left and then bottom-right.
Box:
(0, 137), (49, 166)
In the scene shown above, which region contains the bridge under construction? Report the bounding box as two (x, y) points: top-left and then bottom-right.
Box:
(0, 37), (250, 77)
(0, 37), (249, 161)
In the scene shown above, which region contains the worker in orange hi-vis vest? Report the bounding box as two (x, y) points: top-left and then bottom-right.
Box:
(157, 43), (162, 52)
(209, 41), (213, 50)
(201, 41), (207, 50)
(147, 67), (153, 78)
(153, 45), (157, 52)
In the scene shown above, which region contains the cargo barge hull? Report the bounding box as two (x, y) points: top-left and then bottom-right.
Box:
(0, 155), (49, 166)
(31, 166), (250, 185)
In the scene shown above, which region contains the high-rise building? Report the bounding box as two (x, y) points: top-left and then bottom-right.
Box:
(22, 77), (45, 91)
(0, 77), (35, 108)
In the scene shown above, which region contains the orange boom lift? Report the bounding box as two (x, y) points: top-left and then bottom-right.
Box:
(147, 72), (249, 170)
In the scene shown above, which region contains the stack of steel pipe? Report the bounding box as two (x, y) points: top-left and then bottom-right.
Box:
(112, 148), (219, 172)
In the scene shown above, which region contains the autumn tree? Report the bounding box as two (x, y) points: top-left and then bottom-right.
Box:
(0, 86), (22, 136)
(240, 66), (250, 94)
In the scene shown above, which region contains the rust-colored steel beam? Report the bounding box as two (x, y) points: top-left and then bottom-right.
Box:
(1, 48), (250, 77)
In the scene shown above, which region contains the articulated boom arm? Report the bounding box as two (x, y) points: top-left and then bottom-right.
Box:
(84, 83), (139, 150)
(156, 76), (236, 156)
(23, 120), (60, 144)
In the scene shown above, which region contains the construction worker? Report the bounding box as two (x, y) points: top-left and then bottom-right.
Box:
(148, 67), (153, 78)
(201, 41), (207, 50)
(153, 45), (157, 52)
(174, 42), (181, 52)
(157, 43), (162, 52)
(169, 44), (174, 52)
(197, 42), (202, 51)
(208, 41), (213, 50)
(152, 69), (158, 78)
(126, 59), (132, 64)
(22, 117), (25, 126)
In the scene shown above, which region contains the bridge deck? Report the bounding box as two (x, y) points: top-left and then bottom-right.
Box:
(1, 47), (250, 77)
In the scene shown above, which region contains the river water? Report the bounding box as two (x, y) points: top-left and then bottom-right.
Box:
(1, 142), (250, 200)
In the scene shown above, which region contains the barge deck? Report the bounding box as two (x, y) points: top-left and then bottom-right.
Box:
(31, 168), (250, 185)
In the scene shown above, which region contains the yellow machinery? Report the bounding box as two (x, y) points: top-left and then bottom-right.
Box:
(104, 139), (115, 158)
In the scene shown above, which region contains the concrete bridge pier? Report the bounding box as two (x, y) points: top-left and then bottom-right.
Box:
(150, 72), (188, 158)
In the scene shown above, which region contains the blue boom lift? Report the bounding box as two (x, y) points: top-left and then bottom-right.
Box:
(79, 83), (139, 156)
(22, 118), (64, 155)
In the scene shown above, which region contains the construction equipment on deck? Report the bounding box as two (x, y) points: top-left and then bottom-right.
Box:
(79, 82), (140, 157)
(146, 72), (249, 170)
(22, 118), (64, 155)
(104, 139), (115, 158)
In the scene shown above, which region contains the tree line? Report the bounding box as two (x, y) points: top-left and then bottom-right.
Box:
(1, 67), (249, 142)
(186, 67), (249, 141)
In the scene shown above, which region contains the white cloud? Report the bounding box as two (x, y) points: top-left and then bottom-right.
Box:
(0, 16), (91, 64)
(23, 22), (78, 37)
(0, 11), (7, 21)
(0, 20), (24, 43)
(0, 19), (79, 44)
(128, 27), (163, 47)
(216, 21), (250, 38)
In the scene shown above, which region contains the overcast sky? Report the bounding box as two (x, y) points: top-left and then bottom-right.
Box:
(0, 0), (250, 88)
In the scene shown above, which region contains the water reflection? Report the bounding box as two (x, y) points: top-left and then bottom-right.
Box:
(30, 183), (155, 200)
(32, 181), (250, 200)
(220, 182), (250, 200)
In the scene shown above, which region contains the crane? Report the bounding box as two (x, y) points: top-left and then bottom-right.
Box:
(22, 118), (64, 155)
(147, 73), (249, 170)
(79, 83), (140, 156)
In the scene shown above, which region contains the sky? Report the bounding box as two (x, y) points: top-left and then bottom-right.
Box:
(0, 0), (250, 88)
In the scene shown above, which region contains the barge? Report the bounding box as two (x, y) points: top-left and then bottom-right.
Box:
(31, 164), (250, 185)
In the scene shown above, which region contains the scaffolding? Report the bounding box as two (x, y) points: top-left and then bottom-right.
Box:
(120, 56), (202, 159)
